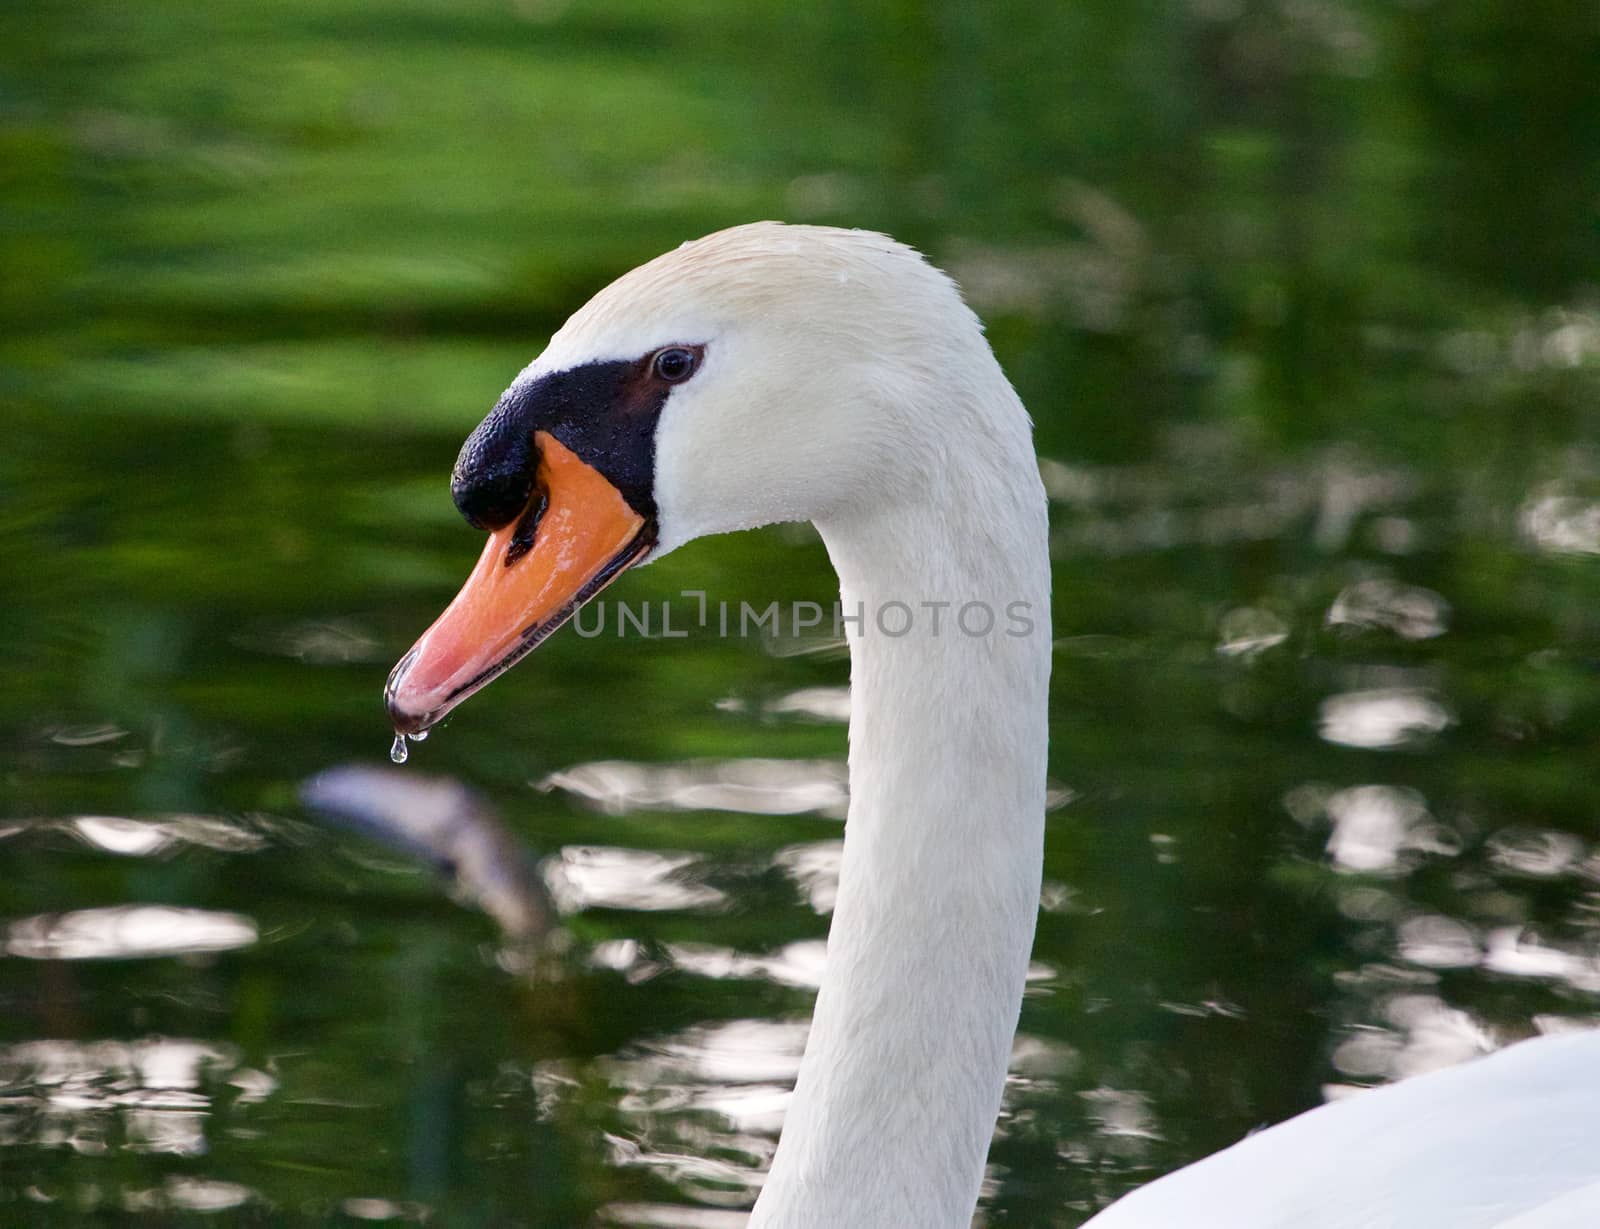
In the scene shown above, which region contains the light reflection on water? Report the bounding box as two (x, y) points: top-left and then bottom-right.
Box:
(1320, 784), (1454, 874)
(600, 1017), (806, 1194)
(541, 758), (850, 819)
(599, 1205), (750, 1229)
(70, 814), (268, 857)
(125, 1177), (256, 1213)
(663, 940), (828, 991)
(554, 846), (729, 914)
(1483, 928), (1600, 992)
(715, 687), (852, 724)
(1045, 446), (1417, 557)
(771, 840), (844, 914)
(0, 1038), (271, 1159)
(1522, 486), (1600, 556)
(339, 1197), (433, 1223)
(1326, 579), (1451, 642)
(1328, 992), (1493, 1083)
(1, 813), (269, 858)
(1317, 687), (1455, 750)
(5, 906), (258, 961)
(761, 687), (852, 724)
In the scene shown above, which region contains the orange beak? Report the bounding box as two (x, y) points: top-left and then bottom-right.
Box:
(385, 431), (654, 735)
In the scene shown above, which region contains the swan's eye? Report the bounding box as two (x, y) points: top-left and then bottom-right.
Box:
(652, 347), (698, 383)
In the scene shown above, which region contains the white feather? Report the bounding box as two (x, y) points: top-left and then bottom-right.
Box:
(1084, 1030), (1600, 1229)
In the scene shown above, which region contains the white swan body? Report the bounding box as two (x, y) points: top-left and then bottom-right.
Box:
(1085, 1028), (1600, 1229)
(386, 222), (1600, 1228)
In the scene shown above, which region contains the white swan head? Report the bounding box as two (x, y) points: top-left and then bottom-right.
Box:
(385, 221), (1007, 734)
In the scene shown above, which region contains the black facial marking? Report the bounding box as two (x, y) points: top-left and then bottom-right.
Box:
(451, 405), (538, 531)
(449, 343), (704, 532)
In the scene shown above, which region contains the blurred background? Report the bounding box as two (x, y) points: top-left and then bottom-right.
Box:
(3, 0), (1600, 1224)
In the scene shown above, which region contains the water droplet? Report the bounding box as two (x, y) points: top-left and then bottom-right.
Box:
(390, 734), (409, 764)
(410, 729), (428, 742)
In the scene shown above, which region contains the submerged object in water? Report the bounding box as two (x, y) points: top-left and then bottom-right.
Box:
(301, 764), (555, 943)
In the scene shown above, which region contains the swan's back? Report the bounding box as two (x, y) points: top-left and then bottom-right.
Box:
(1085, 1030), (1600, 1229)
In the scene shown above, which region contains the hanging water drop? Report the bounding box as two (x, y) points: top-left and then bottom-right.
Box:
(410, 729), (428, 742)
(390, 733), (409, 764)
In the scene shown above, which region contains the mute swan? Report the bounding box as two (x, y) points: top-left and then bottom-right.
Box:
(384, 223), (1600, 1228)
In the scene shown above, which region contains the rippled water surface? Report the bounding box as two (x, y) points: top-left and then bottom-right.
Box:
(4, 1), (1600, 1224)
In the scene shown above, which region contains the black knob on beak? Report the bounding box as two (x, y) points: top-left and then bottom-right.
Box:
(451, 400), (538, 531)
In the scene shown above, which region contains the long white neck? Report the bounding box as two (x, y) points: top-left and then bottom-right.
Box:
(749, 383), (1052, 1227)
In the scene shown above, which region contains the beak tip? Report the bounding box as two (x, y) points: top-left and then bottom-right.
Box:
(384, 647), (436, 737)
(387, 705), (432, 739)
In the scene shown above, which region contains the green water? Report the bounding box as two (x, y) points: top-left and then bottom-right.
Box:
(4, 1), (1600, 1224)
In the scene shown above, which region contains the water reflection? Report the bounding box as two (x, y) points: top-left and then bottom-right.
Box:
(665, 940), (828, 991)
(772, 840), (844, 914)
(1214, 606), (1290, 658)
(5, 906), (257, 961)
(1077, 1087), (1161, 1155)
(79, 814), (266, 856)
(0, 1038), (267, 1159)
(541, 759), (849, 819)
(340, 1197), (433, 1222)
(124, 1177), (255, 1213)
(2, 814), (268, 858)
(589, 1019), (815, 1221)
(1330, 993), (1493, 1083)
(763, 687), (851, 724)
(231, 617), (384, 664)
(1317, 687), (1454, 750)
(555, 847), (727, 914)
(1483, 928), (1600, 992)
(599, 1205), (750, 1229)
(1045, 447), (1416, 557)
(69, 816), (170, 857)
(302, 765), (555, 941)
(603, 1017), (806, 1147)
(1522, 485), (1600, 556)
(1326, 579), (1450, 641)
(1395, 917), (1480, 973)
(1485, 828), (1586, 878)
(43, 725), (129, 748)
(1321, 785), (1456, 874)
(1340, 903), (1600, 1003)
